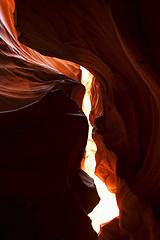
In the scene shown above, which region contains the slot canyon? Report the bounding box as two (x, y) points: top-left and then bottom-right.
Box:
(0, 0), (160, 239)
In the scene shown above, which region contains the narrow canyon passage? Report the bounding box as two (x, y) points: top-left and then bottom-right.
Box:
(1, 0), (160, 238)
(80, 67), (119, 233)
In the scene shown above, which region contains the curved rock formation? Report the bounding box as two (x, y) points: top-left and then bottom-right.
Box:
(0, 89), (98, 239)
(0, 0), (100, 239)
(1, 0), (160, 239)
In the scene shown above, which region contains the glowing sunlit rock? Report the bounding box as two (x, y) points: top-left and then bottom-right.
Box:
(80, 66), (119, 233)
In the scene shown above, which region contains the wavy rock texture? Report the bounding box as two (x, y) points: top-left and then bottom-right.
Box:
(0, 0), (100, 239)
(1, 0), (160, 239)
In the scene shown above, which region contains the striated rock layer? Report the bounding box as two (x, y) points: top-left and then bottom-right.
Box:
(1, 0), (160, 239)
(0, 0), (100, 239)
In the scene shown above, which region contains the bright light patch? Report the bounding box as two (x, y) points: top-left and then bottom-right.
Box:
(80, 66), (119, 233)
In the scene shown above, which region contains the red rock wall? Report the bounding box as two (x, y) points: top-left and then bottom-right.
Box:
(1, 0), (160, 239)
(0, 0), (100, 239)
